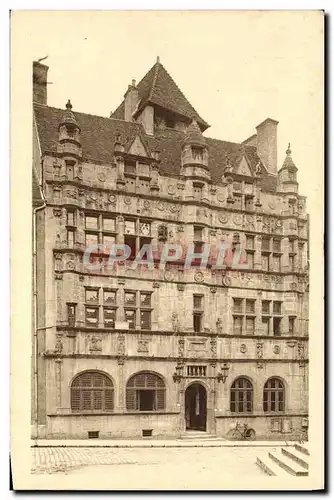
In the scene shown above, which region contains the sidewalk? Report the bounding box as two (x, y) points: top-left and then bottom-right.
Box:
(31, 438), (296, 448)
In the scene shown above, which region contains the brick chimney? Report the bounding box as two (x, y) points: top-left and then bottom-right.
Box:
(255, 118), (279, 175)
(124, 79), (139, 122)
(33, 61), (49, 105)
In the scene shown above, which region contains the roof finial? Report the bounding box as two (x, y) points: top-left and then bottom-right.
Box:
(156, 56), (160, 64)
(286, 142), (291, 156)
(66, 99), (73, 110)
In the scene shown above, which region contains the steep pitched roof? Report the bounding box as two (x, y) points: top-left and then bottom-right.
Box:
(34, 103), (151, 163)
(279, 144), (298, 172)
(34, 103), (277, 192)
(111, 60), (209, 131)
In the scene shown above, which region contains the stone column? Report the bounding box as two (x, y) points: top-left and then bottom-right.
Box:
(55, 359), (63, 411)
(117, 216), (125, 245)
(209, 288), (217, 332)
(76, 285), (85, 328)
(116, 282), (125, 322)
(255, 296), (262, 335)
(254, 235), (262, 270)
(117, 360), (126, 411)
(201, 182), (209, 203)
(151, 282), (160, 330)
(281, 314), (289, 336)
(135, 290), (141, 330)
(60, 208), (67, 248)
(184, 179), (193, 201)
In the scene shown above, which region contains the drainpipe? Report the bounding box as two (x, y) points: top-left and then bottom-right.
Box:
(33, 196), (46, 444)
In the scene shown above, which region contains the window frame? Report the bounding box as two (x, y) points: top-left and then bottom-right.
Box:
(263, 378), (285, 413)
(126, 372), (166, 412)
(71, 371), (114, 413)
(230, 377), (253, 414)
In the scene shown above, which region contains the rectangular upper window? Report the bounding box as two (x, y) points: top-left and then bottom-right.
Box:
(124, 160), (136, 175)
(262, 301), (270, 314)
(245, 299), (255, 314)
(125, 291), (136, 306)
(125, 220), (136, 235)
(67, 210), (75, 226)
(103, 217), (116, 232)
(86, 216), (99, 230)
(246, 236), (254, 250)
(233, 298), (243, 314)
(192, 147), (204, 161)
(194, 226), (203, 241)
(262, 237), (270, 252)
(86, 289), (99, 304)
(193, 295), (203, 311)
(273, 301), (282, 315)
(104, 290), (116, 305)
(140, 293), (151, 307)
(273, 239), (281, 253)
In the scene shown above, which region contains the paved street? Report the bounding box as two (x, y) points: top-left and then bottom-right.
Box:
(31, 446), (273, 488)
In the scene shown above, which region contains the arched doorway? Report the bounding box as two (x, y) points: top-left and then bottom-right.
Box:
(185, 383), (207, 431)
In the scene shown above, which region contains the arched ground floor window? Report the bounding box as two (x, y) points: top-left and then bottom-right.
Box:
(71, 371), (114, 412)
(230, 377), (253, 413)
(263, 377), (285, 412)
(126, 372), (165, 411)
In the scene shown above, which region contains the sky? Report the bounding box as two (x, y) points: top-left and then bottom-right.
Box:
(13, 10), (323, 206)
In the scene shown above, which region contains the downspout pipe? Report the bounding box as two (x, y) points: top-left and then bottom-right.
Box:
(33, 196), (46, 444)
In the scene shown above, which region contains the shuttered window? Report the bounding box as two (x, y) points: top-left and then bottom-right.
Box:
(126, 372), (165, 411)
(71, 371), (114, 412)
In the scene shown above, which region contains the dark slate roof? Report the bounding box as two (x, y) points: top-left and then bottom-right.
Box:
(34, 103), (151, 163)
(34, 103), (277, 192)
(111, 61), (209, 131)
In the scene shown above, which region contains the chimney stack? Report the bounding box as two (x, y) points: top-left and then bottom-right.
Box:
(255, 118), (278, 175)
(33, 61), (49, 105)
(124, 79), (139, 122)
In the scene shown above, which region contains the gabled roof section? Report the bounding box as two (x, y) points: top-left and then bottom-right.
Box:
(111, 60), (209, 131)
(127, 135), (149, 157)
(34, 103), (148, 164)
(34, 103), (277, 192)
(235, 155), (252, 177)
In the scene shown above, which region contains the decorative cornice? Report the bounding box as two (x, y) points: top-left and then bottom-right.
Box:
(43, 352), (309, 363)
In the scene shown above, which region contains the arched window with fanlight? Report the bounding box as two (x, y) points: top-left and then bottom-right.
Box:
(263, 377), (285, 413)
(230, 377), (253, 413)
(71, 371), (114, 412)
(126, 372), (166, 411)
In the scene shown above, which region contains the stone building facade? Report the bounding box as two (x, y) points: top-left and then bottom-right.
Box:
(32, 58), (309, 440)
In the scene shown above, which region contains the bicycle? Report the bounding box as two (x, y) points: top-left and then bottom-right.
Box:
(297, 427), (308, 444)
(230, 422), (256, 441)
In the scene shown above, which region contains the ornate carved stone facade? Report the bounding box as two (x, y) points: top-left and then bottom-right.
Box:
(32, 58), (309, 440)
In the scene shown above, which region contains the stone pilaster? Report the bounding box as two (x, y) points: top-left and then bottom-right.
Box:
(254, 235), (262, 270)
(281, 237), (290, 272)
(117, 215), (125, 245)
(184, 179), (193, 201)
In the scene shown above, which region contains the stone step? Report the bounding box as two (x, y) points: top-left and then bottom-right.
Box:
(179, 433), (218, 440)
(281, 447), (309, 470)
(268, 451), (308, 476)
(294, 443), (310, 456)
(256, 456), (285, 476)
